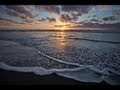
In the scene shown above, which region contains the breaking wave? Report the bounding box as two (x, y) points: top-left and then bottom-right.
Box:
(0, 62), (120, 85)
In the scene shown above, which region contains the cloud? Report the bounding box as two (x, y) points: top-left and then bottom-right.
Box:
(35, 5), (60, 15)
(0, 5), (40, 25)
(60, 14), (72, 22)
(24, 18), (33, 23)
(60, 6), (94, 23)
(5, 5), (37, 19)
(37, 18), (47, 22)
(102, 16), (116, 21)
(71, 11), (82, 17)
(54, 24), (71, 28)
(69, 21), (120, 30)
(5, 8), (26, 19)
(60, 14), (78, 23)
(61, 5), (93, 15)
(27, 17), (56, 24)
(54, 25), (65, 28)
(90, 18), (99, 22)
(46, 17), (56, 23)
(0, 15), (34, 25)
(0, 16), (21, 24)
(0, 16), (7, 21)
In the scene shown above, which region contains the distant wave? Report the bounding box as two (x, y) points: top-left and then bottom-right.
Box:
(67, 37), (120, 44)
(49, 35), (120, 44)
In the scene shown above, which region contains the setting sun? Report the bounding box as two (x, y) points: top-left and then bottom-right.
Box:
(54, 25), (68, 30)
(60, 26), (66, 31)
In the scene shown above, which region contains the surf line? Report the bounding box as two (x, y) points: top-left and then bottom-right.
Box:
(67, 37), (120, 44)
(32, 47), (82, 67)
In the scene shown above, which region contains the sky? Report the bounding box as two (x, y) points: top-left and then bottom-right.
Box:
(0, 5), (120, 30)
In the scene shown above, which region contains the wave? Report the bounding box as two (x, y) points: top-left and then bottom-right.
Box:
(33, 47), (81, 67)
(33, 47), (120, 76)
(0, 62), (120, 85)
(67, 37), (120, 44)
(49, 35), (120, 44)
(0, 62), (53, 75)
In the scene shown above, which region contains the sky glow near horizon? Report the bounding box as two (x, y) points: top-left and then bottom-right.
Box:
(0, 5), (120, 30)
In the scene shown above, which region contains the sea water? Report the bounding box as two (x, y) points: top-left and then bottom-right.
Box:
(0, 30), (120, 85)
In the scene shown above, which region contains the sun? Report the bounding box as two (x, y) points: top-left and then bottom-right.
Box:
(60, 27), (65, 30)
(54, 22), (69, 30)
(55, 26), (66, 31)
(60, 26), (67, 31)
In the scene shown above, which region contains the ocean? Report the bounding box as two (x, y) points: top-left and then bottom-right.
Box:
(0, 30), (120, 85)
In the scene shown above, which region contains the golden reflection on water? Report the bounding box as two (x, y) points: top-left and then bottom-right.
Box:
(56, 31), (66, 49)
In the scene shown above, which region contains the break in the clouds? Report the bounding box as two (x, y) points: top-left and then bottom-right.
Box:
(0, 16), (20, 24)
(0, 5), (120, 30)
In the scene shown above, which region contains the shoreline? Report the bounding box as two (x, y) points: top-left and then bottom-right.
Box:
(0, 69), (109, 85)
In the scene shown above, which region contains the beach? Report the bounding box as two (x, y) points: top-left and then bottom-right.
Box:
(0, 69), (109, 85)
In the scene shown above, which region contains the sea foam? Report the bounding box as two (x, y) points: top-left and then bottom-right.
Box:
(0, 62), (120, 85)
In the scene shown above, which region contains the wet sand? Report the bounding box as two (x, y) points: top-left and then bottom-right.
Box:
(0, 69), (109, 85)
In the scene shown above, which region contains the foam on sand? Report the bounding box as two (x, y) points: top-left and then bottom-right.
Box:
(0, 62), (53, 75)
(1, 62), (120, 85)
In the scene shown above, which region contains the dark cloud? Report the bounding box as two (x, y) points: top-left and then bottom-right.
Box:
(98, 23), (120, 29)
(54, 25), (65, 28)
(102, 16), (116, 21)
(69, 25), (82, 28)
(60, 5), (94, 22)
(5, 8), (26, 19)
(24, 18), (33, 23)
(54, 24), (71, 28)
(92, 15), (97, 17)
(37, 18), (47, 22)
(35, 5), (60, 15)
(60, 14), (72, 22)
(37, 17), (56, 23)
(46, 17), (56, 23)
(6, 9), (19, 17)
(0, 17), (7, 21)
(0, 15), (33, 25)
(61, 5), (93, 15)
(90, 18), (99, 22)
(60, 14), (78, 22)
(70, 21), (120, 30)
(5, 5), (37, 19)
(36, 17), (56, 23)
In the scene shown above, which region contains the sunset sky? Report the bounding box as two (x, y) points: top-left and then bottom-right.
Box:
(0, 5), (120, 30)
